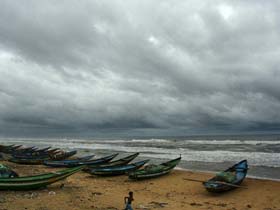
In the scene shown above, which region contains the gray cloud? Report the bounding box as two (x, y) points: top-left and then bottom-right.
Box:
(0, 0), (280, 137)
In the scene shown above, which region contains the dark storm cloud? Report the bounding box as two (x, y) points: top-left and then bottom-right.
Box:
(0, 0), (280, 137)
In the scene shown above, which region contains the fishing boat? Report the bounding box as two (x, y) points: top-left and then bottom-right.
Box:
(8, 150), (78, 165)
(44, 153), (118, 167)
(40, 155), (95, 167)
(0, 166), (83, 190)
(14, 147), (53, 157)
(35, 147), (52, 152)
(0, 145), (23, 154)
(8, 157), (49, 165)
(203, 160), (248, 192)
(50, 150), (77, 160)
(88, 159), (149, 176)
(12, 146), (38, 155)
(11, 148), (48, 158)
(84, 153), (139, 172)
(47, 148), (61, 154)
(128, 157), (181, 180)
(11, 151), (50, 160)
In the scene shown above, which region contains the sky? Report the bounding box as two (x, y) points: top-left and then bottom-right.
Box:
(0, 0), (280, 137)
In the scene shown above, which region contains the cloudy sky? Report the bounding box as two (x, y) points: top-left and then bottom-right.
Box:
(0, 0), (280, 137)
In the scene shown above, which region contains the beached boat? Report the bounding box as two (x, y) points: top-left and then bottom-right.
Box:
(11, 146), (38, 155)
(44, 153), (118, 167)
(50, 150), (77, 160)
(40, 155), (95, 167)
(12, 152), (50, 159)
(0, 166), (83, 190)
(8, 150), (78, 165)
(11, 152), (47, 161)
(128, 157), (181, 180)
(47, 148), (61, 154)
(88, 159), (149, 176)
(35, 146), (52, 152)
(0, 144), (24, 154)
(13, 147), (52, 157)
(203, 160), (248, 193)
(2, 145), (55, 160)
(84, 153), (139, 172)
(1, 145), (73, 159)
(8, 157), (50, 165)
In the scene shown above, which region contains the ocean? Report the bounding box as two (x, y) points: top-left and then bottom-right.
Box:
(1, 134), (280, 180)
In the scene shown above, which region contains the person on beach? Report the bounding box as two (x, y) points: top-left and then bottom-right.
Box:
(124, 191), (134, 210)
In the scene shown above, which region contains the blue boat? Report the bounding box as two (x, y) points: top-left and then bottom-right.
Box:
(128, 157), (181, 180)
(88, 159), (149, 176)
(44, 153), (118, 167)
(203, 160), (248, 192)
(85, 153), (139, 171)
(41, 155), (95, 167)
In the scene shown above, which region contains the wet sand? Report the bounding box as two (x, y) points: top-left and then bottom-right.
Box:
(0, 161), (279, 210)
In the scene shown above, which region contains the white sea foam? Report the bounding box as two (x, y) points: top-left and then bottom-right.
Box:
(99, 144), (278, 167)
(131, 139), (171, 143)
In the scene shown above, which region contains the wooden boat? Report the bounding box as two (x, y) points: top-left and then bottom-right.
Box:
(8, 157), (50, 165)
(50, 150), (77, 160)
(17, 147), (52, 157)
(44, 153), (118, 167)
(10, 145), (23, 150)
(1, 144), (61, 157)
(13, 146), (38, 154)
(9, 150), (79, 165)
(203, 160), (248, 193)
(88, 159), (149, 176)
(12, 147), (62, 159)
(0, 145), (23, 154)
(9, 150), (78, 164)
(128, 157), (181, 180)
(46, 148), (61, 153)
(12, 152), (49, 159)
(84, 153), (139, 171)
(41, 155), (95, 167)
(0, 166), (83, 190)
(9, 147), (39, 157)
(35, 147), (52, 152)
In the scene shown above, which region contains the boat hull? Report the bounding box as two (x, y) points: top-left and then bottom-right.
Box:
(203, 160), (248, 193)
(89, 159), (149, 176)
(0, 166), (83, 190)
(44, 153), (118, 167)
(129, 157), (181, 180)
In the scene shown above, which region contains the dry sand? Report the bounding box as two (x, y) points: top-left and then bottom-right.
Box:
(0, 161), (279, 210)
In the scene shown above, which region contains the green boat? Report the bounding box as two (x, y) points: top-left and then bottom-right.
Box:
(84, 153), (139, 172)
(88, 159), (149, 176)
(128, 157), (181, 180)
(0, 166), (83, 190)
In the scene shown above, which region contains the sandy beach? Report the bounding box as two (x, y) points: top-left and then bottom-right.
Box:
(0, 161), (279, 210)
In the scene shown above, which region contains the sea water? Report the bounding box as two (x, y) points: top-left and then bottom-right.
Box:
(1, 134), (279, 180)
